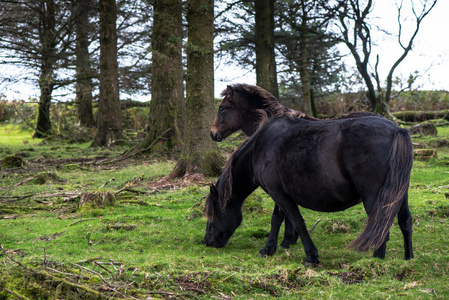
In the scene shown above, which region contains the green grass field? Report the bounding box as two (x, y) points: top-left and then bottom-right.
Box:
(1, 122), (449, 299)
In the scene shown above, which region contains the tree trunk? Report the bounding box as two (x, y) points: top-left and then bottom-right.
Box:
(298, 4), (312, 116)
(170, 0), (223, 179)
(36, 69), (53, 137)
(74, 0), (95, 127)
(255, 0), (279, 100)
(92, 0), (122, 147)
(35, 0), (56, 138)
(142, 0), (184, 153)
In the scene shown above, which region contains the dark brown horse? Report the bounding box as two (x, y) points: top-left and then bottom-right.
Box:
(209, 83), (376, 256)
(205, 115), (414, 265)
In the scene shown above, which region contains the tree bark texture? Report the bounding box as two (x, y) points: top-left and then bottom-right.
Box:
(35, 0), (57, 138)
(298, 3), (312, 116)
(144, 0), (184, 152)
(255, 0), (279, 100)
(176, 0), (222, 177)
(93, 0), (122, 147)
(74, 0), (95, 127)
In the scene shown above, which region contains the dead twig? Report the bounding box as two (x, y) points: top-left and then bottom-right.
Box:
(11, 102), (35, 132)
(199, 271), (215, 283)
(308, 218), (321, 234)
(99, 177), (116, 189)
(68, 261), (112, 287)
(94, 261), (113, 274)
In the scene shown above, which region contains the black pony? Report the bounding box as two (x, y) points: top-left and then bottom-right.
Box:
(204, 115), (414, 265)
(210, 83), (376, 256)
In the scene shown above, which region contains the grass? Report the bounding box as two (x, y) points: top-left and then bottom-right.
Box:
(1, 123), (449, 299)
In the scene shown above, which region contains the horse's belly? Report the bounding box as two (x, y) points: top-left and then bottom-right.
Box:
(289, 182), (361, 212)
(295, 193), (362, 212)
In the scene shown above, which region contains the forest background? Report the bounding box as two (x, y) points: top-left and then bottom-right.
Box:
(0, 0), (447, 176)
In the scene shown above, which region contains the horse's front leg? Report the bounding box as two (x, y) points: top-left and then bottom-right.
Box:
(258, 204), (283, 257)
(271, 191), (319, 265)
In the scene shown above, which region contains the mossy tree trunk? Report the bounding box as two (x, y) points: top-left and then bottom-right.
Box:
(74, 0), (95, 127)
(255, 0), (279, 100)
(35, 0), (57, 138)
(298, 2), (313, 116)
(169, 0), (222, 179)
(92, 0), (122, 147)
(142, 0), (184, 153)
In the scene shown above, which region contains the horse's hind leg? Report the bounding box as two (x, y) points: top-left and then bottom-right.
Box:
(362, 195), (389, 259)
(373, 233), (389, 259)
(280, 214), (298, 249)
(397, 194), (413, 260)
(259, 204), (283, 257)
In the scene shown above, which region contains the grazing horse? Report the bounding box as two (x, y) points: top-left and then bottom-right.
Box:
(204, 115), (414, 265)
(209, 83), (376, 256)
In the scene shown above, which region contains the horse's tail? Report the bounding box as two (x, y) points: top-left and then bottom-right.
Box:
(349, 129), (413, 251)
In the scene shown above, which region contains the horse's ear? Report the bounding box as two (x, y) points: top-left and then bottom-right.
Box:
(210, 184), (218, 198)
(226, 85), (234, 100)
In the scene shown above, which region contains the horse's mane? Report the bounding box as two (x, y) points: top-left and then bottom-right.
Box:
(221, 83), (318, 124)
(205, 135), (256, 221)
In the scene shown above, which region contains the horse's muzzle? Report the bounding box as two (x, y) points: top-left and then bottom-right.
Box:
(210, 131), (222, 142)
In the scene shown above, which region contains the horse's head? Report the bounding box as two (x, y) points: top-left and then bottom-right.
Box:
(210, 85), (247, 142)
(204, 184), (242, 248)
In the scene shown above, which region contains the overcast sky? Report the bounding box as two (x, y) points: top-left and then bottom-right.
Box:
(215, 0), (448, 96)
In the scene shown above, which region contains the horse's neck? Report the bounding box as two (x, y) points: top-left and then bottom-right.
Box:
(229, 149), (258, 200)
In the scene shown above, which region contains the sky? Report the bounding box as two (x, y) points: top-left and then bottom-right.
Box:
(1, 0), (447, 101)
(215, 0), (449, 96)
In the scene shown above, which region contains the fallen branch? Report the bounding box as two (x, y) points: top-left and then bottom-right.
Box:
(0, 248), (24, 257)
(0, 191), (79, 202)
(0, 194), (33, 202)
(4, 288), (30, 300)
(75, 256), (103, 264)
(38, 269), (104, 298)
(67, 218), (96, 227)
(115, 187), (147, 195)
(118, 200), (163, 207)
(14, 175), (39, 187)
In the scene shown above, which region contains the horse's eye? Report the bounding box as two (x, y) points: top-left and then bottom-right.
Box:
(219, 106), (227, 113)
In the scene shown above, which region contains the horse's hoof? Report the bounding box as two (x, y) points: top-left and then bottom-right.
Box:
(304, 256), (320, 267)
(257, 249), (274, 257)
(304, 261), (320, 267)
